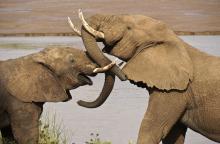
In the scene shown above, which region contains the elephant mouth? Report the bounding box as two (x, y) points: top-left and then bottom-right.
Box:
(63, 90), (72, 102)
(78, 73), (93, 86)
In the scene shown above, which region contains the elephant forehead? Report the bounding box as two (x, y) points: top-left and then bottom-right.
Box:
(43, 47), (89, 63)
(122, 15), (160, 25)
(47, 48), (66, 58)
(44, 47), (70, 56)
(59, 48), (85, 58)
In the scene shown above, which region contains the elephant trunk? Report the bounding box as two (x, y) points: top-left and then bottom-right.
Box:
(77, 27), (126, 108)
(81, 27), (127, 80)
(77, 72), (115, 108)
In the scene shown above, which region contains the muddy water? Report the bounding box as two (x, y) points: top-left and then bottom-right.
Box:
(0, 36), (219, 144)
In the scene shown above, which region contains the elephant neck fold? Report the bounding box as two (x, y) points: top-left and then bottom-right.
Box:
(134, 42), (163, 58)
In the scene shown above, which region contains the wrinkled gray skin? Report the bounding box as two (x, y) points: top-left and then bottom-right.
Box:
(0, 47), (97, 144)
(79, 14), (220, 144)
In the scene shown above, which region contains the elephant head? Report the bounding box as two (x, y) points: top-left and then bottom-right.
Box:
(69, 12), (193, 108)
(67, 11), (128, 108)
(1, 47), (98, 103)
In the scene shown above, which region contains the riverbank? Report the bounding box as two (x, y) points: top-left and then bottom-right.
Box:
(0, 0), (219, 36)
(0, 31), (220, 37)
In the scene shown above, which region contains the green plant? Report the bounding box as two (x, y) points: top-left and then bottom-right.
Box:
(0, 112), (69, 144)
(39, 112), (69, 144)
(0, 133), (2, 144)
(128, 140), (135, 144)
(85, 133), (111, 144)
(0, 133), (16, 144)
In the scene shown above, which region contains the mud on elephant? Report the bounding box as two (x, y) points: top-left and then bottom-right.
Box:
(68, 11), (220, 144)
(0, 46), (115, 144)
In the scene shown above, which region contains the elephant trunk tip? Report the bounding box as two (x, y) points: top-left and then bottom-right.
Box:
(77, 100), (102, 108)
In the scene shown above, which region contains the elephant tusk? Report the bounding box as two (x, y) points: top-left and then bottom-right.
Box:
(67, 16), (81, 36)
(93, 61), (116, 73)
(78, 9), (105, 39)
(93, 58), (119, 73)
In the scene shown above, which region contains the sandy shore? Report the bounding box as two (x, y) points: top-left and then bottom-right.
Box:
(0, 0), (219, 36)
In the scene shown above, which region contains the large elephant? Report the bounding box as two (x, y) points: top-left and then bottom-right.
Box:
(69, 13), (220, 144)
(0, 47), (102, 144)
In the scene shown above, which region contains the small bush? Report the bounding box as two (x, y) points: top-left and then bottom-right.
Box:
(39, 112), (69, 144)
(0, 135), (16, 144)
(0, 113), (134, 144)
(85, 133), (111, 144)
(0, 112), (69, 144)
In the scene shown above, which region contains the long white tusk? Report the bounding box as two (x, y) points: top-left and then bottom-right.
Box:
(78, 9), (105, 39)
(93, 58), (119, 73)
(67, 17), (81, 36)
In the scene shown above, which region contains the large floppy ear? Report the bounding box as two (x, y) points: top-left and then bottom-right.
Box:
(122, 42), (193, 90)
(5, 52), (68, 102)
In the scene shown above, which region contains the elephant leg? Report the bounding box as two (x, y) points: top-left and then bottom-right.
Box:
(7, 96), (43, 144)
(162, 122), (187, 144)
(137, 91), (188, 144)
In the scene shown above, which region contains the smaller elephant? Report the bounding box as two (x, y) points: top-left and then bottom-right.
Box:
(0, 47), (98, 144)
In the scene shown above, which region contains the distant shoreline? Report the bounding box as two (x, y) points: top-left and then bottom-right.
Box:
(0, 31), (220, 37)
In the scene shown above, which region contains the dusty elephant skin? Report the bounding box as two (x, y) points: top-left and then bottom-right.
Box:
(0, 47), (97, 144)
(77, 14), (220, 144)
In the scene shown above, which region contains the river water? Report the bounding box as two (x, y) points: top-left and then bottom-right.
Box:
(0, 36), (219, 144)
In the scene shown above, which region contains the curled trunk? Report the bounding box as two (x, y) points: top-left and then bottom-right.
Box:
(77, 72), (115, 108)
(77, 27), (126, 108)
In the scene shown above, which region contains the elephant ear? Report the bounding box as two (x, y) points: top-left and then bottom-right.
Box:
(122, 43), (193, 90)
(5, 54), (68, 102)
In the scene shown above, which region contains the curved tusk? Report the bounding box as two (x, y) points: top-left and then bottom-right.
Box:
(78, 9), (105, 39)
(93, 58), (119, 73)
(67, 17), (81, 36)
(93, 61), (116, 73)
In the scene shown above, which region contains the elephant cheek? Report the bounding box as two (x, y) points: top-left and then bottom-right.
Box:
(60, 74), (79, 90)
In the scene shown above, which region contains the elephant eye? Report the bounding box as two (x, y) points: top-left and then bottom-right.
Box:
(69, 57), (75, 63)
(127, 26), (132, 30)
